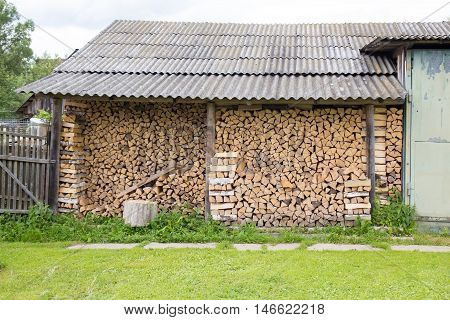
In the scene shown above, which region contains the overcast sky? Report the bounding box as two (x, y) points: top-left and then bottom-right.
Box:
(10, 0), (450, 57)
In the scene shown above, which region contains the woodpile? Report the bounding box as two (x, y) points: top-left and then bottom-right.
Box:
(60, 101), (206, 216)
(58, 101), (89, 213)
(57, 100), (402, 227)
(386, 107), (403, 193)
(214, 106), (370, 227)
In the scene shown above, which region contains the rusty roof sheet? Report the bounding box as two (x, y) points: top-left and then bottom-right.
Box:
(20, 20), (449, 101)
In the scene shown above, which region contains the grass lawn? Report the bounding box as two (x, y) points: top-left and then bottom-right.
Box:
(0, 242), (448, 299)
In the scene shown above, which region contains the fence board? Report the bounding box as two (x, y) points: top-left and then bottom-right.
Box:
(0, 125), (51, 213)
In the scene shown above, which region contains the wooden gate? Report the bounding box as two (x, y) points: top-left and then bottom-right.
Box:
(0, 125), (52, 213)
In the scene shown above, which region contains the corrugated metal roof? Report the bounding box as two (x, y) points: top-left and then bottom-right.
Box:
(20, 20), (449, 101)
(55, 55), (395, 75)
(20, 72), (405, 101)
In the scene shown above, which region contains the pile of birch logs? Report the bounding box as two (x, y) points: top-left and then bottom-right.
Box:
(214, 106), (370, 227)
(386, 107), (403, 193)
(79, 102), (206, 215)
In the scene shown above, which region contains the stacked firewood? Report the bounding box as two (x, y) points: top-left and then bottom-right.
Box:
(80, 102), (206, 215)
(386, 107), (403, 193)
(214, 106), (370, 227)
(58, 101), (89, 213)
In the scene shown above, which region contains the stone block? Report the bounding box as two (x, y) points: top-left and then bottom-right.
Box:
(123, 200), (158, 227)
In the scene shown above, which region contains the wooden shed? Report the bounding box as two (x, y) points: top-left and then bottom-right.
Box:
(17, 21), (450, 228)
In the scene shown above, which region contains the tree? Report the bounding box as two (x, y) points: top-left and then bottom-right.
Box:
(25, 53), (61, 84)
(0, 0), (34, 117)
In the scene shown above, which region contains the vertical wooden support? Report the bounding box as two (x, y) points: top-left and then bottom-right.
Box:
(48, 98), (63, 213)
(365, 105), (376, 212)
(204, 103), (216, 219)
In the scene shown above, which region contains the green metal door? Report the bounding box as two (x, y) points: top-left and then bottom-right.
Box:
(405, 49), (450, 223)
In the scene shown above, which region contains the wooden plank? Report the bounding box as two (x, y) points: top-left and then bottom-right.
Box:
(345, 214), (371, 221)
(0, 131), (4, 209)
(11, 134), (17, 211)
(0, 161), (39, 203)
(365, 105), (376, 212)
(211, 203), (234, 210)
(17, 134), (24, 211)
(209, 178), (233, 185)
(345, 191), (370, 198)
(5, 132), (12, 210)
(204, 102), (216, 220)
(209, 190), (235, 196)
(115, 161), (177, 198)
(48, 98), (63, 212)
(210, 164), (237, 172)
(344, 180), (371, 188)
(0, 209), (28, 214)
(238, 104), (262, 111)
(374, 113), (387, 121)
(0, 155), (53, 164)
(0, 131), (46, 139)
(24, 136), (31, 210)
(214, 151), (239, 158)
(345, 203), (371, 210)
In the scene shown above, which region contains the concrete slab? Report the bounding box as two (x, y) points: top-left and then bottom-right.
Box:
(267, 243), (300, 251)
(68, 243), (139, 250)
(307, 243), (380, 251)
(144, 243), (216, 249)
(233, 244), (263, 251)
(391, 245), (450, 252)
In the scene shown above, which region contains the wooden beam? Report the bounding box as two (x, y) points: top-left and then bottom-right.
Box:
(204, 102), (216, 219)
(48, 98), (63, 213)
(115, 161), (177, 198)
(365, 105), (376, 212)
(0, 161), (39, 203)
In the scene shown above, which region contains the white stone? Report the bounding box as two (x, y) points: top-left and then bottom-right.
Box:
(267, 243), (300, 251)
(144, 243), (216, 249)
(307, 243), (380, 251)
(68, 243), (139, 249)
(233, 244), (262, 251)
(391, 245), (450, 252)
(123, 200), (158, 227)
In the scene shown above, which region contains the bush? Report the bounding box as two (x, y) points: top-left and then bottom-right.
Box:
(372, 192), (416, 235)
(34, 109), (52, 122)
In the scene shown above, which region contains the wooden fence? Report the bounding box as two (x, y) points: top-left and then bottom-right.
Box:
(0, 125), (52, 213)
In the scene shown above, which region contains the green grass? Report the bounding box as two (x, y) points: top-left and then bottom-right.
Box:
(1, 204), (448, 246)
(0, 242), (448, 299)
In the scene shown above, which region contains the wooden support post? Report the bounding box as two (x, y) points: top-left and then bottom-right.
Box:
(204, 102), (216, 219)
(365, 105), (376, 212)
(48, 98), (63, 213)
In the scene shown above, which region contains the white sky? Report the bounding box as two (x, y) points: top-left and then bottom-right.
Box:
(10, 0), (450, 57)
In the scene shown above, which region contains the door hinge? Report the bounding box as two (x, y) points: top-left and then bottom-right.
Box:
(407, 93), (412, 103)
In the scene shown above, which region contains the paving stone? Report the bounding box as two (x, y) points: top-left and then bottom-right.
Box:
(144, 243), (216, 249)
(68, 243), (139, 250)
(391, 245), (450, 252)
(267, 243), (300, 251)
(307, 243), (380, 251)
(233, 244), (263, 251)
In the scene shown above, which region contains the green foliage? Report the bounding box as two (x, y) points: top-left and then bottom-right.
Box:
(0, 0), (34, 116)
(0, 202), (443, 245)
(0, 0), (61, 117)
(372, 192), (416, 235)
(24, 53), (61, 84)
(0, 203), (274, 243)
(34, 109), (51, 122)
